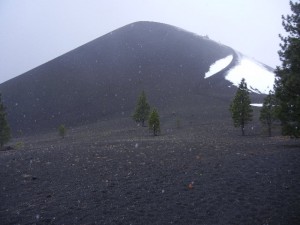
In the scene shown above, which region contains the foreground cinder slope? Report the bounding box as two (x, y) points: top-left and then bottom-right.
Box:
(0, 21), (245, 135)
(0, 120), (299, 224)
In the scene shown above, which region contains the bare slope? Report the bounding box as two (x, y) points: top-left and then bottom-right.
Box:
(0, 21), (254, 135)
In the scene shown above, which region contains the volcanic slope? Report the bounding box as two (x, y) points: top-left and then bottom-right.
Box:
(1, 21), (260, 135)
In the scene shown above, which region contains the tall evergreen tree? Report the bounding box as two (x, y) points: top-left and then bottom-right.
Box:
(274, 1), (300, 137)
(133, 91), (150, 126)
(260, 91), (278, 137)
(0, 93), (11, 148)
(230, 78), (253, 136)
(148, 108), (160, 136)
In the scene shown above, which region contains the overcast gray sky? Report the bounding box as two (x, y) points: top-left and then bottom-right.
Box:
(0, 0), (292, 84)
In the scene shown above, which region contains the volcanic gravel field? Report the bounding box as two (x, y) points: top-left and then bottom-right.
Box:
(1, 120), (300, 225)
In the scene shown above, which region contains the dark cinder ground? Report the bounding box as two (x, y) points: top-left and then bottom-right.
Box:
(1, 118), (300, 225)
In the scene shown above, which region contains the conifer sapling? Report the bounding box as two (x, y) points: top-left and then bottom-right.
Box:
(230, 78), (253, 136)
(149, 108), (160, 136)
(133, 91), (150, 126)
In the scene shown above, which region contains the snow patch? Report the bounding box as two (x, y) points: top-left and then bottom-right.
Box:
(225, 56), (275, 94)
(205, 55), (233, 78)
(250, 103), (263, 107)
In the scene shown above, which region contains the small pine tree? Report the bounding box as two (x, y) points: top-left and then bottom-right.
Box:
(133, 91), (150, 126)
(149, 108), (160, 136)
(0, 93), (11, 148)
(58, 124), (66, 139)
(260, 91), (278, 136)
(230, 78), (253, 136)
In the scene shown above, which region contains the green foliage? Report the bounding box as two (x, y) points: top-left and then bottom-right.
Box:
(149, 108), (160, 136)
(274, 1), (300, 137)
(15, 142), (24, 150)
(58, 124), (66, 139)
(230, 78), (253, 136)
(260, 91), (278, 136)
(0, 93), (11, 148)
(133, 91), (150, 126)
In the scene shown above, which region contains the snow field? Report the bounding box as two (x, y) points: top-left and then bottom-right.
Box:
(205, 54), (275, 94)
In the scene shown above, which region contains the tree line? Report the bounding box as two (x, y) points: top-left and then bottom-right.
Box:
(227, 1), (300, 138)
(229, 78), (277, 136)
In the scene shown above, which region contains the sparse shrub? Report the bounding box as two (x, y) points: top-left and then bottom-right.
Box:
(149, 108), (160, 136)
(58, 124), (66, 139)
(15, 142), (24, 150)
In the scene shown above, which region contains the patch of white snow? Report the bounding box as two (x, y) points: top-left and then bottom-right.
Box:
(250, 103), (263, 107)
(226, 56), (275, 94)
(205, 55), (233, 78)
